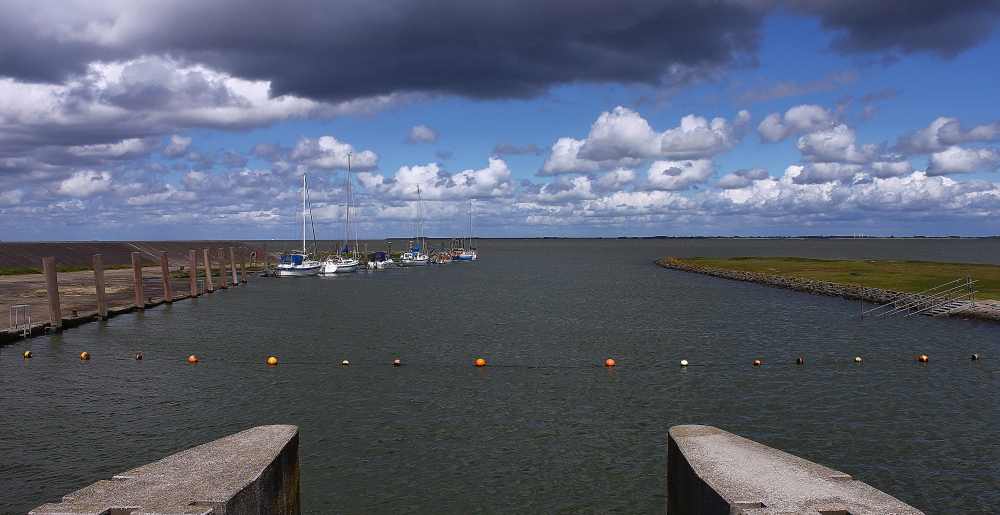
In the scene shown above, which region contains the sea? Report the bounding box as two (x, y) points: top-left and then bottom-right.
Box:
(2, 238), (999, 514)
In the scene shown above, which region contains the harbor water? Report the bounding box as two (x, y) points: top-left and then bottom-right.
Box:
(2, 238), (999, 514)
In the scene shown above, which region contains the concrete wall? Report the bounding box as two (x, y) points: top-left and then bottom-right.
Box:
(667, 425), (924, 515)
(30, 425), (299, 515)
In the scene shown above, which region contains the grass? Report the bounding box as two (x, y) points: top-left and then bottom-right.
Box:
(673, 257), (1000, 300)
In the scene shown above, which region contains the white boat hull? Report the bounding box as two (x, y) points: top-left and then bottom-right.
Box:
(399, 252), (429, 266)
(275, 253), (321, 276)
(319, 258), (359, 274)
(274, 265), (321, 277)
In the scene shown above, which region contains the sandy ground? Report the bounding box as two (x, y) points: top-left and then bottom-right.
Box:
(1, 265), (247, 340)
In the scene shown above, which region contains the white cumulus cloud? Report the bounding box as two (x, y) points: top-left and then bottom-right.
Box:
(540, 107), (750, 175)
(927, 146), (1000, 175)
(405, 125), (440, 143)
(289, 136), (379, 171)
(357, 158), (516, 201)
(645, 159), (715, 191)
(757, 104), (837, 143)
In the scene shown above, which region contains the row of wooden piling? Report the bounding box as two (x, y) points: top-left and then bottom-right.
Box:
(40, 246), (253, 333)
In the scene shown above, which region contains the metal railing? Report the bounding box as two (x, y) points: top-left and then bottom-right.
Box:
(861, 276), (977, 319)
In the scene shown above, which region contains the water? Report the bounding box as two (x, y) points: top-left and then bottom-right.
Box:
(2, 238), (999, 514)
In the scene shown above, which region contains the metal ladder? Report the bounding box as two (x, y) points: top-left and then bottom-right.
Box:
(10, 304), (31, 338)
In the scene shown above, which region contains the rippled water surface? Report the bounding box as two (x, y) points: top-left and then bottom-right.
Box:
(2, 238), (999, 514)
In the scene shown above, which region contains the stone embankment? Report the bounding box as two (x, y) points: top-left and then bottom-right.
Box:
(655, 257), (1000, 323)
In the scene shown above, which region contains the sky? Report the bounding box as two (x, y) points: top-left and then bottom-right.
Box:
(3, 0), (1000, 240)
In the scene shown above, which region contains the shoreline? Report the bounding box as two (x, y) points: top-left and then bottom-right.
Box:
(654, 257), (1000, 324)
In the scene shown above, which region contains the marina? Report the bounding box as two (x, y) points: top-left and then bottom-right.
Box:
(1, 238), (998, 514)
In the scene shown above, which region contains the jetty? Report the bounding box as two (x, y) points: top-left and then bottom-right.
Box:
(655, 257), (1000, 323)
(1, 241), (266, 343)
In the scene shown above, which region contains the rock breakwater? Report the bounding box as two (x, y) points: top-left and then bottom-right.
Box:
(654, 257), (1000, 324)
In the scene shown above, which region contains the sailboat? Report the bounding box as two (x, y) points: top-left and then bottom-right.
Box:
(399, 185), (429, 266)
(320, 153), (361, 274)
(275, 173), (322, 277)
(452, 199), (478, 261)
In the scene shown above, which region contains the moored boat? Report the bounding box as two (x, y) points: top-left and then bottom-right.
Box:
(276, 173), (321, 277)
(320, 152), (361, 275)
(399, 186), (429, 266)
(367, 251), (394, 269)
(399, 242), (429, 266)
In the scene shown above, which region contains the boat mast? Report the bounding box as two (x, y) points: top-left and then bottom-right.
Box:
(417, 184), (424, 252)
(302, 172), (308, 255)
(345, 152), (352, 254)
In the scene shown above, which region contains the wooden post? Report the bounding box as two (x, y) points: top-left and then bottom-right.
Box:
(160, 251), (172, 303)
(263, 242), (269, 270)
(217, 248), (229, 289)
(202, 249), (214, 292)
(93, 254), (107, 318)
(228, 247), (239, 286)
(188, 250), (198, 297)
(131, 252), (144, 310)
(239, 247), (248, 283)
(42, 256), (62, 330)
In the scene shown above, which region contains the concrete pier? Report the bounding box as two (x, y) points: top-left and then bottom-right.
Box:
(667, 425), (924, 515)
(30, 425), (300, 515)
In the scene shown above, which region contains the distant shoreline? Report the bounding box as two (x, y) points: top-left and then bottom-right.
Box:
(654, 257), (1000, 324)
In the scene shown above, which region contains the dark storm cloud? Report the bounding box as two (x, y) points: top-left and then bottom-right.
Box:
(3, 1), (999, 105)
(787, 0), (1000, 58)
(1, 0), (774, 102)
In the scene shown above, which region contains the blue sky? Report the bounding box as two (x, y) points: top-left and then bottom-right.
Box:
(2, 1), (1000, 240)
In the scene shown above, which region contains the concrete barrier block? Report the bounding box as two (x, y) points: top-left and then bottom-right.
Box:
(667, 425), (924, 515)
(30, 425), (299, 515)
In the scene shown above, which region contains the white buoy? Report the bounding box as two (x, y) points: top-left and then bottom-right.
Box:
(342, 360), (349, 365)
(680, 360), (689, 366)
(854, 356), (862, 362)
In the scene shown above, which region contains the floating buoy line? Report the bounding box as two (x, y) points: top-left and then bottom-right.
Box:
(5, 352), (993, 368)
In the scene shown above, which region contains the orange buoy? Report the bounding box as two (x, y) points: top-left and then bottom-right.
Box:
(135, 354), (142, 360)
(23, 351), (32, 358)
(753, 359), (761, 367)
(80, 352), (90, 360)
(918, 355), (929, 362)
(188, 355), (198, 363)
(795, 357), (803, 365)
(267, 357), (278, 365)
(475, 358), (486, 366)
(393, 359), (401, 366)
(605, 359), (616, 367)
